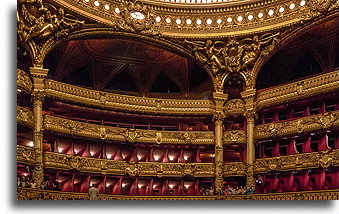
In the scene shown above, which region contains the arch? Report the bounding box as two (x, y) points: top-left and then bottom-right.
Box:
(223, 73), (246, 99)
(252, 14), (339, 89)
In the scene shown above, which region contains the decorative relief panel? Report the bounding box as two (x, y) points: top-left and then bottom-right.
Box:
(17, 69), (33, 94)
(223, 162), (247, 177)
(254, 111), (339, 140)
(44, 80), (214, 115)
(17, 146), (38, 165)
(256, 70), (339, 110)
(43, 115), (214, 144)
(17, 187), (339, 200)
(224, 99), (245, 116)
(17, 106), (34, 127)
(253, 150), (339, 174)
(223, 130), (247, 145)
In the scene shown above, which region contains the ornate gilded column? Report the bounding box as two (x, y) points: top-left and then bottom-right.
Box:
(212, 92), (228, 194)
(30, 67), (48, 188)
(241, 89), (257, 192)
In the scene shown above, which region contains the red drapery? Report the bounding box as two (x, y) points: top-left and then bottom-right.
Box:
(302, 138), (313, 153)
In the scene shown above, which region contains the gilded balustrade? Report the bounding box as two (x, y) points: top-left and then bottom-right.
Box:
(17, 146), (38, 166)
(254, 111), (339, 140)
(256, 70), (339, 110)
(253, 149), (339, 174)
(17, 187), (339, 200)
(44, 79), (214, 115)
(223, 130), (247, 145)
(17, 106), (35, 128)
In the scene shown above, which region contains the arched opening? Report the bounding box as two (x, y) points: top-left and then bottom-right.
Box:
(223, 74), (245, 100)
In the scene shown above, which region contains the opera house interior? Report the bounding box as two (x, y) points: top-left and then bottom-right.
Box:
(16, 0), (339, 200)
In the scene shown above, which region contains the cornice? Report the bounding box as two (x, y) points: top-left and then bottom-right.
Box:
(254, 149), (339, 174)
(254, 111), (339, 140)
(51, 0), (339, 38)
(44, 79), (214, 116)
(17, 187), (339, 200)
(256, 70), (339, 110)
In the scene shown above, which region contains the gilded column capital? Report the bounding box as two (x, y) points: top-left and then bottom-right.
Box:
(212, 111), (226, 124)
(244, 110), (258, 120)
(31, 91), (46, 103)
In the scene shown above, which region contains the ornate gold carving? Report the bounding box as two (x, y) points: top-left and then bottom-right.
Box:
(185, 33), (279, 89)
(224, 99), (245, 116)
(59, 119), (83, 135)
(254, 111), (339, 140)
(223, 162), (247, 177)
(17, 106), (34, 127)
(125, 162), (139, 176)
(17, 187), (339, 200)
(223, 130), (247, 144)
(17, 145), (38, 165)
(17, 69), (33, 94)
(31, 91), (46, 102)
(117, 129), (143, 143)
(17, 0), (84, 66)
(256, 70), (339, 110)
(244, 109), (258, 120)
(304, 0), (338, 20)
(169, 132), (204, 144)
(44, 79), (214, 115)
(253, 150), (339, 174)
(246, 163), (255, 191)
(115, 0), (161, 36)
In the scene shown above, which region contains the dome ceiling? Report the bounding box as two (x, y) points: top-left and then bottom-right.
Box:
(45, 38), (212, 99)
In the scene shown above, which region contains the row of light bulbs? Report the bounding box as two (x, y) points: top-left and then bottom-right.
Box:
(85, 0), (306, 26)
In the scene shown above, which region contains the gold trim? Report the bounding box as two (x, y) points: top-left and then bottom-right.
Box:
(44, 79), (214, 115)
(223, 130), (247, 145)
(256, 70), (339, 110)
(17, 187), (339, 200)
(17, 69), (33, 94)
(254, 150), (339, 174)
(254, 111), (339, 140)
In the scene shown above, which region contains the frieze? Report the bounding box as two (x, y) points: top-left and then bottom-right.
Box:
(254, 111), (339, 140)
(253, 150), (339, 174)
(17, 187), (339, 200)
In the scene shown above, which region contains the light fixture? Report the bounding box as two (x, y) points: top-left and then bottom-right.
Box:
(186, 19), (192, 25)
(279, 7), (285, 13)
(58, 148), (63, 153)
(106, 154), (112, 159)
(114, 8), (120, 14)
(176, 19), (182, 25)
(17, 89), (22, 92)
(169, 156), (174, 161)
(153, 185), (156, 188)
(90, 152), (94, 156)
(206, 19), (212, 25)
(258, 12), (264, 18)
(104, 4), (110, 10)
(131, 12), (145, 20)
(169, 184), (174, 188)
(227, 17), (232, 23)
(28, 141), (34, 147)
(154, 156), (160, 161)
(289, 3), (296, 9)
(248, 15), (253, 20)
(138, 184), (142, 188)
(268, 9), (274, 16)
(155, 16), (161, 22)
(23, 173), (27, 177)
(74, 150), (78, 154)
(237, 16), (243, 22)
(196, 19), (202, 25)
(185, 185), (189, 189)
(300, 0), (306, 6)
(93, 1), (99, 6)
(137, 156), (142, 161)
(122, 183), (126, 188)
(211, 154), (215, 158)
(106, 184), (110, 187)
(84, 0), (90, 2)
(217, 18), (222, 24)
(184, 156), (188, 160)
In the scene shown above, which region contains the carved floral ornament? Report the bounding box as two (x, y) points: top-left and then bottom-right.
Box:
(17, 69), (33, 93)
(223, 130), (247, 144)
(17, 0), (84, 66)
(305, 0), (339, 20)
(113, 0), (161, 36)
(224, 99), (245, 115)
(184, 33), (280, 89)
